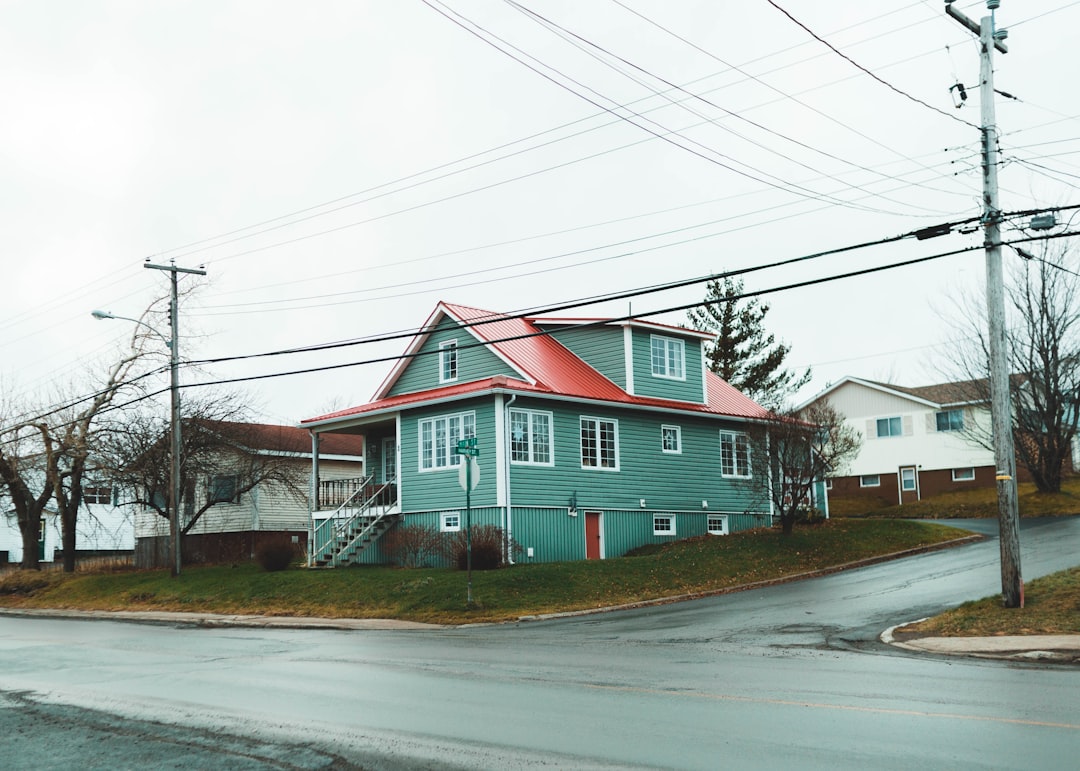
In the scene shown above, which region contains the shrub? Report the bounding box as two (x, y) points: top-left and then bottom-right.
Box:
(381, 525), (445, 568)
(445, 525), (517, 571)
(254, 540), (297, 572)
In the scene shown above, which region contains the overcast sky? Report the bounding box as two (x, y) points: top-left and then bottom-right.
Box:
(2, 0), (1078, 425)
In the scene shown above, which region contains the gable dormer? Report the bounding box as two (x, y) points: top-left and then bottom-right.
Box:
(383, 312), (520, 398)
(627, 323), (710, 404)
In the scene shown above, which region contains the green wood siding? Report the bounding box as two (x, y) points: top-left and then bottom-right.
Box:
(630, 328), (706, 403)
(399, 397), (499, 512)
(505, 396), (766, 515)
(540, 324), (626, 388)
(389, 318), (517, 397)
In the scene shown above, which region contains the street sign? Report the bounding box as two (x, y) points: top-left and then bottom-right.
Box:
(455, 447), (479, 457)
(457, 438), (478, 449)
(458, 456), (480, 491)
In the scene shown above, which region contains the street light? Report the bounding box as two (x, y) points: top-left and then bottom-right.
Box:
(91, 307), (183, 577)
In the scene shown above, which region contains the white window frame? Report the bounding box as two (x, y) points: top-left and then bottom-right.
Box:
(952, 467), (976, 482)
(440, 512), (461, 532)
(824, 478), (833, 490)
(936, 409), (964, 432)
(876, 416), (902, 438)
(900, 468), (917, 492)
(661, 424), (682, 454)
(719, 431), (751, 478)
(653, 513), (675, 536)
(439, 340), (458, 384)
(860, 474), (881, 488)
(707, 514), (729, 536)
(83, 483), (113, 505)
(418, 411), (476, 471)
(580, 416), (619, 470)
(650, 335), (686, 380)
(509, 408), (554, 466)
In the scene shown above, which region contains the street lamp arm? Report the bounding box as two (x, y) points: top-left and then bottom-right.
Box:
(91, 310), (172, 348)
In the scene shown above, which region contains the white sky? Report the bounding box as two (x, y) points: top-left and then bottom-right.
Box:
(2, 0), (1078, 425)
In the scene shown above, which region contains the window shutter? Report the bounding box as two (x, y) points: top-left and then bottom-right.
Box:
(925, 413), (936, 433)
(866, 419), (877, 439)
(903, 415), (914, 436)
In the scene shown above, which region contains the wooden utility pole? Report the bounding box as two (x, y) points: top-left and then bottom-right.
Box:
(945, 0), (1023, 607)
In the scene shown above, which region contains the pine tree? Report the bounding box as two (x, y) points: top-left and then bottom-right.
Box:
(687, 276), (810, 408)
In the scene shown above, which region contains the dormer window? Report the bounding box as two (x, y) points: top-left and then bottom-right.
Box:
(650, 335), (685, 380)
(439, 340), (458, 383)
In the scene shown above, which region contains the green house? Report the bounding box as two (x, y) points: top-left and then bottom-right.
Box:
(301, 302), (776, 566)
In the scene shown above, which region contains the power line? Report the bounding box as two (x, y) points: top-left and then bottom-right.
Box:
(764, 0), (979, 129)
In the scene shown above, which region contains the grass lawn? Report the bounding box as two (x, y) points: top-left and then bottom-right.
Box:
(830, 476), (1080, 519)
(899, 566), (1080, 636)
(0, 519), (965, 625)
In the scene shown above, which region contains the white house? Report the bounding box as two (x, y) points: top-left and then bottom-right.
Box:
(801, 376), (995, 506)
(1, 479), (134, 566)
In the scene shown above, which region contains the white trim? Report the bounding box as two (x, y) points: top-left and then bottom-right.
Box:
(529, 316), (713, 340)
(653, 513), (676, 536)
(700, 339), (709, 404)
(438, 339), (458, 384)
(623, 325), (635, 395)
(707, 513), (729, 536)
(719, 430), (752, 479)
(302, 385), (771, 431)
(440, 511), (461, 532)
(373, 303), (536, 400)
(580, 416), (620, 471)
(661, 424), (682, 454)
(952, 467), (976, 481)
(649, 334), (687, 381)
(509, 407), (555, 466)
(494, 394), (506, 507)
(860, 474), (881, 488)
(417, 410), (476, 472)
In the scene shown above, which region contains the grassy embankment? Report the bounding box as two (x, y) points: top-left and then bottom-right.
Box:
(828, 476), (1080, 519)
(900, 566), (1080, 636)
(0, 519), (963, 625)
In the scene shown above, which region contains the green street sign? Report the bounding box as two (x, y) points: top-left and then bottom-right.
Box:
(455, 447), (480, 457)
(457, 438), (478, 449)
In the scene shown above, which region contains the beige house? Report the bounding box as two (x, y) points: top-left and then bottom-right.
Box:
(134, 422), (365, 566)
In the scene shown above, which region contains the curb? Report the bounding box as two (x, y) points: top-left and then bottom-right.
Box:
(881, 621), (1080, 663)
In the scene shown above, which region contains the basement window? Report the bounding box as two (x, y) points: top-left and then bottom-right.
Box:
(440, 512), (461, 532)
(653, 514), (675, 536)
(860, 475), (881, 488)
(952, 467), (976, 482)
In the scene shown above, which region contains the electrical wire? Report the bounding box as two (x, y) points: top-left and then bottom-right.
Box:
(764, 0), (979, 130)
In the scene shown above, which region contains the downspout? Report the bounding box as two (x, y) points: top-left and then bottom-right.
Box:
(308, 430), (319, 567)
(503, 393), (517, 565)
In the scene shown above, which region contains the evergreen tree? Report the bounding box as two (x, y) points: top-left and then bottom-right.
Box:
(687, 276), (810, 408)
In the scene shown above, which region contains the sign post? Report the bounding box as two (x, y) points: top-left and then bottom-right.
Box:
(456, 439), (480, 603)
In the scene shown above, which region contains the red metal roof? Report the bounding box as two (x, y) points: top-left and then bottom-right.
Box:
(303, 303), (771, 425)
(203, 420), (365, 456)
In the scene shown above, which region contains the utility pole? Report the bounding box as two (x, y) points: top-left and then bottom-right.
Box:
(145, 259), (207, 578)
(946, 0), (1023, 607)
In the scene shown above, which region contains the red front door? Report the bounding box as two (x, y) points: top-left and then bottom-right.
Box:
(585, 511), (602, 560)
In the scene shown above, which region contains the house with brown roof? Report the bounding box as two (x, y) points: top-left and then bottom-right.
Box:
(800, 376), (996, 507)
(301, 302), (777, 566)
(133, 422), (365, 566)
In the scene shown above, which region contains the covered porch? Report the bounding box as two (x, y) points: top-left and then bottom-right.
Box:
(308, 414), (400, 567)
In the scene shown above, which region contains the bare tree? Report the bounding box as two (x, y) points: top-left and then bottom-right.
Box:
(0, 423), (53, 570)
(745, 401), (861, 535)
(941, 242), (1080, 493)
(0, 311), (158, 570)
(102, 394), (307, 543)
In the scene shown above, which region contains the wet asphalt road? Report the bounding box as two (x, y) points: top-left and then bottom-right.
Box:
(0, 517), (1077, 769)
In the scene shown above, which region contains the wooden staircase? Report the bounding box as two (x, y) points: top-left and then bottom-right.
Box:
(311, 476), (399, 567)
